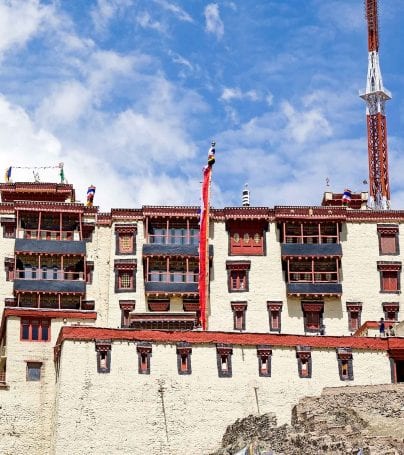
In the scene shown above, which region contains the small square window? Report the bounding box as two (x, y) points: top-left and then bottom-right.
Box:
(26, 362), (42, 381)
(381, 271), (400, 292)
(378, 225), (399, 255)
(115, 225), (136, 255)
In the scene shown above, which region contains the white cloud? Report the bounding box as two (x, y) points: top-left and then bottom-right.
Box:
(220, 87), (260, 102)
(136, 11), (166, 33)
(91, 0), (132, 31)
(153, 0), (193, 23)
(204, 3), (224, 40)
(0, 0), (54, 57)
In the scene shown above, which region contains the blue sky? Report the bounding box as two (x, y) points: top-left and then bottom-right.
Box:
(0, 0), (403, 209)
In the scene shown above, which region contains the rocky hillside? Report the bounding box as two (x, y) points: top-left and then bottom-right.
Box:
(211, 384), (404, 455)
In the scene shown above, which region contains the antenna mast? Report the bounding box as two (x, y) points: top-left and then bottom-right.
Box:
(360, 0), (391, 209)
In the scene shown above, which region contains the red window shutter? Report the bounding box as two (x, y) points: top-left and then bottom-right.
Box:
(349, 312), (359, 331)
(306, 312), (320, 329)
(381, 235), (397, 254)
(382, 271), (398, 291)
(271, 312), (279, 330)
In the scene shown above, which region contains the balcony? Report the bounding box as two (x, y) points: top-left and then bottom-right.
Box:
(287, 283), (342, 296)
(14, 277), (85, 293)
(15, 238), (86, 255)
(145, 281), (198, 295)
(281, 243), (342, 258)
(129, 312), (197, 330)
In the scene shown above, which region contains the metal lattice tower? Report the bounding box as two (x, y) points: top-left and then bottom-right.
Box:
(359, 0), (391, 209)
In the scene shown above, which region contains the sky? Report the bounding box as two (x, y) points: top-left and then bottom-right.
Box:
(0, 0), (403, 210)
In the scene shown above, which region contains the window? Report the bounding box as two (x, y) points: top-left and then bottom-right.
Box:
(257, 346), (272, 377)
(86, 261), (94, 284)
(115, 224), (136, 255)
(21, 319), (50, 342)
(383, 302), (399, 321)
(378, 262), (401, 293)
(114, 260), (137, 292)
(296, 347), (312, 378)
(231, 302), (247, 330)
(228, 221), (266, 256)
(95, 340), (111, 373)
(337, 348), (353, 381)
(226, 261), (250, 293)
(216, 344), (233, 378)
(378, 225), (399, 255)
(2, 221), (15, 239)
(302, 302), (324, 333)
(26, 362), (42, 381)
(119, 300), (135, 327)
(267, 301), (282, 332)
(137, 343), (152, 374)
(176, 343), (192, 375)
(346, 303), (362, 332)
(4, 257), (14, 281)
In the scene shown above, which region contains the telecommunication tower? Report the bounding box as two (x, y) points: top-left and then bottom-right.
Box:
(360, 0), (391, 209)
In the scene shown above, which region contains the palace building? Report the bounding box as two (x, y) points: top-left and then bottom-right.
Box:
(0, 180), (403, 454)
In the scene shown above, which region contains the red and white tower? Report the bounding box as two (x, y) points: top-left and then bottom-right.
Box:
(360, 0), (391, 209)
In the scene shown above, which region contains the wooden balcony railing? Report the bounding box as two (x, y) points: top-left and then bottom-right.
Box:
(147, 272), (198, 283)
(148, 233), (199, 245)
(20, 229), (76, 240)
(288, 271), (339, 283)
(15, 270), (84, 281)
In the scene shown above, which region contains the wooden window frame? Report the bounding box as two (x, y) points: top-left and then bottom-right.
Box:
(377, 262), (401, 294)
(226, 261), (251, 293)
(115, 224), (137, 255)
(257, 345), (272, 377)
(302, 302), (324, 334)
(26, 361), (42, 381)
(216, 344), (233, 378)
(296, 346), (312, 378)
(119, 300), (135, 328)
(336, 348), (353, 381)
(227, 221), (266, 256)
(382, 302), (399, 322)
(137, 343), (152, 374)
(4, 257), (14, 281)
(176, 342), (192, 375)
(346, 302), (362, 332)
(231, 302), (247, 331)
(95, 340), (112, 373)
(20, 318), (50, 342)
(267, 301), (282, 333)
(114, 260), (137, 293)
(377, 225), (399, 256)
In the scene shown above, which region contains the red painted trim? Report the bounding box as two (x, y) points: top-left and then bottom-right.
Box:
(54, 326), (397, 353)
(4, 308), (97, 320)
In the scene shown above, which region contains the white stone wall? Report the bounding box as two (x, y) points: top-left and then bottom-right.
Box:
(52, 340), (391, 455)
(209, 221), (286, 332)
(208, 220), (404, 335)
(0, 317), (95, 455)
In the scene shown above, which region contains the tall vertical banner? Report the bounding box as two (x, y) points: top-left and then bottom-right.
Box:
(199, 142), (215, 330)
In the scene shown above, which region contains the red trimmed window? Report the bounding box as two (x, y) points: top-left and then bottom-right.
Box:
(115, 224), (136, 255)
(257, 346), (272, 377)
(2, 222), (16, 239)
(231, 302), (247, 330)
(378, 225), (399, 255)
(137, 343), (152, 374)
(119, 300), (135, 327)
(337, 348), (353, 381)
(378, 262), (401, 293)
(226, 261), (250, 292)
(228, 221), (265, 256)
(267, 301), (282, 332)
(177, 343), (192, 375)
(296, 347), (312, 378)
(302, 302), (323, 333)
(216, 344), (233, 378)
(383, 302), (399, 321)
(114, 260), (137, 292)
(95, 340), (111, 373)
(346, 303), (362, 332)
(21, 319), (50, 342)
(4, 258), (14, 281)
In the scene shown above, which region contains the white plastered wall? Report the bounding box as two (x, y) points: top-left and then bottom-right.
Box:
(52, 340), (391, 455)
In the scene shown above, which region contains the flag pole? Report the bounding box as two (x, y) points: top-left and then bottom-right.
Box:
(199, 142), (215, 330)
